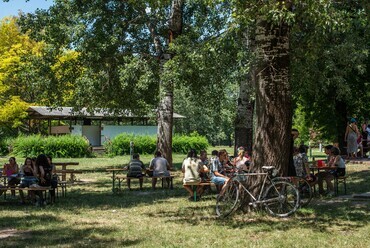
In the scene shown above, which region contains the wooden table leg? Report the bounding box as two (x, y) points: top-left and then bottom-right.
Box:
(112, 171), (116, 193)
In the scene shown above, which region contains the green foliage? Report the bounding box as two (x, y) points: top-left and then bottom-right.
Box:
(105, 133), (157, 156)
(10, 134), (92, 158)
(105, 133), (209, 156)
(290, 2), (369, 145)
(172, 133), (209, 154)
(0, 96), (29, 128)
(0, 137), (10, 156)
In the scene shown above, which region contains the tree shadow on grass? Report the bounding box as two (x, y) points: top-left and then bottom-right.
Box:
(0, 214), (142, 247)
(147, 194), (370, 234)
(345, 169), (370, 194)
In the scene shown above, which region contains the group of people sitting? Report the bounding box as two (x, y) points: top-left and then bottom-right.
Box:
(181, 147), (251, 201)
(1, 154), (58, 205)
(293, 144), (346, 197)
(181, 143), (346, 201)
(126, 151), (171, 190)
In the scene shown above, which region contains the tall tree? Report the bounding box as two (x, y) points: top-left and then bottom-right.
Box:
(252, 14), (292, 175)
(234, 28), (255, 154)
(156, 0), (184, 167)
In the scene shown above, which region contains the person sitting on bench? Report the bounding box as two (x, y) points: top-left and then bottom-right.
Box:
(149, 151), (171, 189)
(182, 149), (204, 201)
(126, 153), (146, 190)
(19, 157), (39, 204)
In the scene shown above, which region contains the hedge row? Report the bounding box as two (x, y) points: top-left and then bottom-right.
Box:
(1, 133), (209, 158)
(8, 135), (92, 158)
(104, 133), (209, 156)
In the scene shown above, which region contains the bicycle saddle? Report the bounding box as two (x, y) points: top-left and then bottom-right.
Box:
(261, 166), (275, 171)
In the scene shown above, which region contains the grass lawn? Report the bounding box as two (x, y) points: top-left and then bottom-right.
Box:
(0, 148), (369, 247)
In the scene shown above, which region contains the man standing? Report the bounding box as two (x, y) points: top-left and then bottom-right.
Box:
(127, 153), (146, 190)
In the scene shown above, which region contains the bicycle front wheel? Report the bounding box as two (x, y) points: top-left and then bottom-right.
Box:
(216, 181), (239, 218)
(263, 181), (300, 217)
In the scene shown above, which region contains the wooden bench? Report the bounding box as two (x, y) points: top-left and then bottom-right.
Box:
(54, 162), (80, 181)
(57, 181), (68, 197)
(55, 169), (82, 183)
(112, 175), (146, 191)
(111, 174), (175, 191)
(151, 176), (174, 189)
(334, 176), (348, 195)
(4, 186), (52, 201)
(184, 181), (216, 201)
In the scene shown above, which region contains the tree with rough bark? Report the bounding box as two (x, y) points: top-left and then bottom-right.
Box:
(155, 0), (184, 167)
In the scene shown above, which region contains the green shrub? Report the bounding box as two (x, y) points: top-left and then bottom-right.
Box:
(0, 138), (10, 156)
(173, 134), (209, 154)
(105, 133), (209, 156)
(11, 134), (92, 158)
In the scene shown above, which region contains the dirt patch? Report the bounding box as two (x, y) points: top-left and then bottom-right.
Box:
(0, 228), (30, 239)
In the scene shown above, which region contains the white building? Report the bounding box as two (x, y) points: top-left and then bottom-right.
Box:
(26, 106), (185, 146)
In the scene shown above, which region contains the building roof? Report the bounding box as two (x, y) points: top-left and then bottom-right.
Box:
(26, 106), (185, 120)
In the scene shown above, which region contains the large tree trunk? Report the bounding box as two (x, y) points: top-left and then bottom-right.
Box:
(250, 18), (292, 177)
(157, 80), (174, 166)
(234, 79), (254, 155)
(156, 0), (183, 167)
(235, 29), (255, 156)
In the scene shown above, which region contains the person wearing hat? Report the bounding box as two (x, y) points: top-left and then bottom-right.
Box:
(345, 118), (361, 158)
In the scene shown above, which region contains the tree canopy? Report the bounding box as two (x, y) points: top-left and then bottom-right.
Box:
(0, 0), (368, 159)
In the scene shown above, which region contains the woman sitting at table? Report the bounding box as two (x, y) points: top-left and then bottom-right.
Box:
(232, 147), (249, 172)
(316, 146), (345, 197)
(35, 154), (53, 206)
(182, 149), (204, 201)
(2, 157), (20, 198)
(46, 155), (58, 203)
(293, 145), (316, 183)
(19, 157), (39, 204)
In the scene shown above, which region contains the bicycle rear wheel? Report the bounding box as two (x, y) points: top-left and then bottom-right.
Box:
(263, 181), (300, 217)
(297, 178), (313, 207)
(216, 181), (239, 217)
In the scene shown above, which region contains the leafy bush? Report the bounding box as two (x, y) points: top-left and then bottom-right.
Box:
(105, 133), (209, 156)
(0, 138), (10, 156)
(172, 134), (209, 154)
(11, 135), (92, 158)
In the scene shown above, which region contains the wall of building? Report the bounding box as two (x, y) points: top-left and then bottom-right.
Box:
(101, 125), (157, 144)
(70, 125), (157, 146)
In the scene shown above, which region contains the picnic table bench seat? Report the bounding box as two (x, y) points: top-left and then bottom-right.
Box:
(55, 169), (82, 183)
(334, 175), (348, 195)
(3, 186), (53, 201)
(183, 180), (217, 201)
(111, 174), (174, 191)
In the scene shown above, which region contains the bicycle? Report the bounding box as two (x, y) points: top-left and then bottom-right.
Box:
(216, 166), (300, 218)
(272, 176), (313, 207)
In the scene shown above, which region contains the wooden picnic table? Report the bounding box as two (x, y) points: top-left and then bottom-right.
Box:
(309, 166), (336, 174)
(54, 162), (79, 181)
(106, 168), (126, 193)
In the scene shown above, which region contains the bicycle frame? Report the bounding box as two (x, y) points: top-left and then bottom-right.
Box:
(231, 172), (272, 206)
(216, 167), (300, 217)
